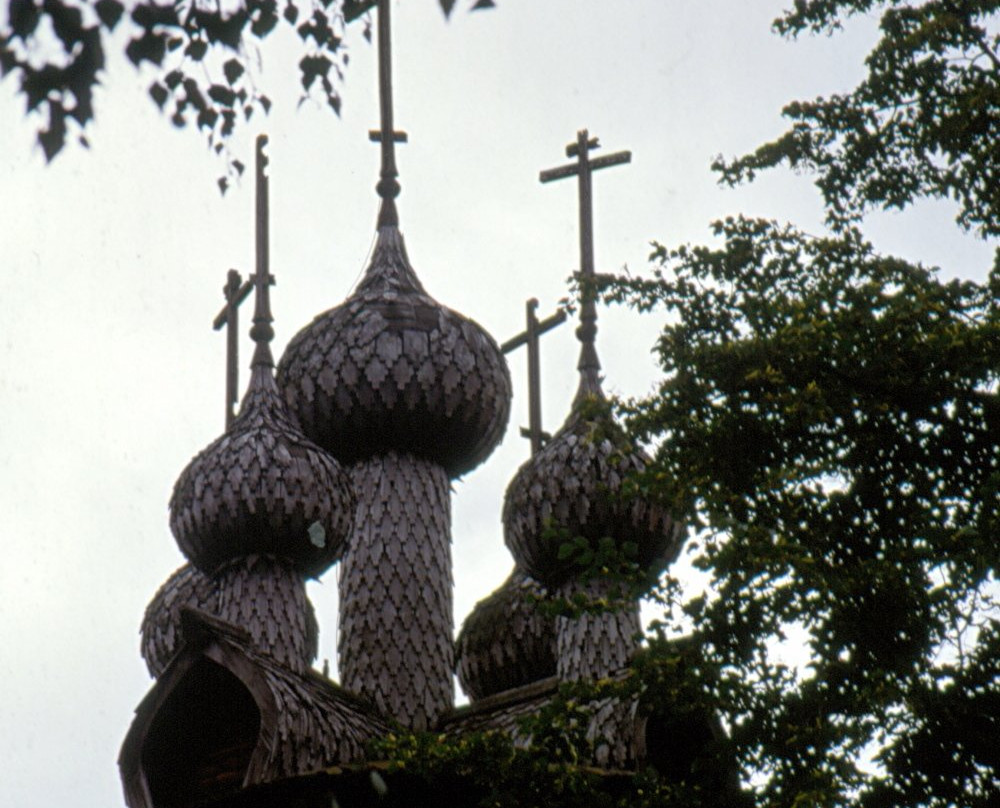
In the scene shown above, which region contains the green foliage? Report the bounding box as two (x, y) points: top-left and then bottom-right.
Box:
(0, 0), (494, 175)
(370, 728), (625, 808)
(604, 217), (1000, 807)
(717, 1), (1000, 237)
(593, 6), (1000, 808)
(369, 714), (703, 808)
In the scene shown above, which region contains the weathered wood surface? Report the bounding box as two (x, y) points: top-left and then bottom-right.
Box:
(586, 694), (643, 770)
(170, 366), (355, 577)
(455, 568), (557, 702)
(441, 679), (559, 750)
(141, 557), (319, 677)
(443, 670), (642, 770)
(554, 577), (641, 682)
(277, 225), (511, 478)
(503, 395), (683, 586)
(121, 609), (391, 808)
(215, 556), (319, 675)
(553, 576), (643, 769)
(337, 452), (454, 730)
(141, 563), (217, 678)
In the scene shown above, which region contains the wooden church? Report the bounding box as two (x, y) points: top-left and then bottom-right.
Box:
(119, 2), (742, 806)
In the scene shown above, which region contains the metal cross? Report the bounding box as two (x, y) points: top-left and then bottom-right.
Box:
(345, 0), (407, 226)
(540, 129), (631, 382)
(501, 299), (567, 455)
(212, 269), (253, 428)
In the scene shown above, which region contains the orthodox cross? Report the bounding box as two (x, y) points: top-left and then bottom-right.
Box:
(539, 129), (631, 387)
(344, 0), (407, 226)
(212, 270), (253, 427)
(501, 299), (566, 455)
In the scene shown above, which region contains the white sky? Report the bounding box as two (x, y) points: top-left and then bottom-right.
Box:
(0, 2), (995, 806)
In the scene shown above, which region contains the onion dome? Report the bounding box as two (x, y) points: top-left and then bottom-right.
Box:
(169, 364), (354, 576)
(170, 138), (354, 576)
(502, 295), (683, 586)
(279, 0), (510, 479)
(277, 223), (512, 478)
(140, 563), (216, 678)
(455, 567), (557, 702)
(214, 554), (319, 674)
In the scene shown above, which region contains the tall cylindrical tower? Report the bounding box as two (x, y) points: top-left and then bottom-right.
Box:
(277, 1), (511, 729)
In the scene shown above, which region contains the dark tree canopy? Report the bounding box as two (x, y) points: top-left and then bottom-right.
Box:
(598, 3), (1000, 807)
(606, 219), (1000, 807)
(0, 0), (493, 182)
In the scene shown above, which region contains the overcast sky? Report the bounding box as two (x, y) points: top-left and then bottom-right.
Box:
(1, 2), (996, 806)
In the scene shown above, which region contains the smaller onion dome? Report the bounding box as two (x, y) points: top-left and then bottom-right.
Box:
(455, 567), (557, 701)
(503, 297), (683, 586)
(141, 563), (216, 678)
(169, 364), (354, 576)
(170, 143), (354, 576)
(277, 223), (512, 478)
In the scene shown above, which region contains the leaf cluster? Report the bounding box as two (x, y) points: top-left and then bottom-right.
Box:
(717, 1), (1000, 238)
(0, 0), (495, 177)
(369, 723), (695, 808)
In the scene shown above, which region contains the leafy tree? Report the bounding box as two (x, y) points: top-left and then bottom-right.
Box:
(0, 0), (492, 179)
(601, 3), (1000, 807)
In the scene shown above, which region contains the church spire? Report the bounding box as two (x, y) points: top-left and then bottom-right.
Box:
(370, 0), (407, 228)
(250, 134), (275, 371)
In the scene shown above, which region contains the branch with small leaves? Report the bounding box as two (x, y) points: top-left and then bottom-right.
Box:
(0, 0), (497, 187)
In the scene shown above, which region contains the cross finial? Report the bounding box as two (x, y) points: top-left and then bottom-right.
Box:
(249, 134), (276, 369)
(501, 298), (567, 455)
(212, 270), (252, 427)
(540, 129), (631, 400)
(346, 0), (408, 228)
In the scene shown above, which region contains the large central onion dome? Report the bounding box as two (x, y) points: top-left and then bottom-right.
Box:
(277, 226), (512, 478)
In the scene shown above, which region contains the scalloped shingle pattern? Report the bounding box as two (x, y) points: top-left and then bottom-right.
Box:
(337, 452), (454, 730)
(258, 651), (391, 777)
(141, 564), (216, 678)
(503, 411), (683, 586)
(277, 227), (511, 478)
(455, 568), (557, 702)
(555, 577), (642, 682)
(215, 555), (319, 675)
(140, 557), (319, 677)
(169, 371), (354, 576)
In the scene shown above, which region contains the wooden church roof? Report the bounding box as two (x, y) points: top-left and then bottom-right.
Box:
(120, 609), (391, 808)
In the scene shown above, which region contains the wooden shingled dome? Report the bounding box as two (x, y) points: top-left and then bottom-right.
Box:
(170, 367), (354, 577)
(503, 396), (684, 586)
(141, 563), (216, 678)
(455, 568), (557, 702)
(277, 226), (512, 479)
